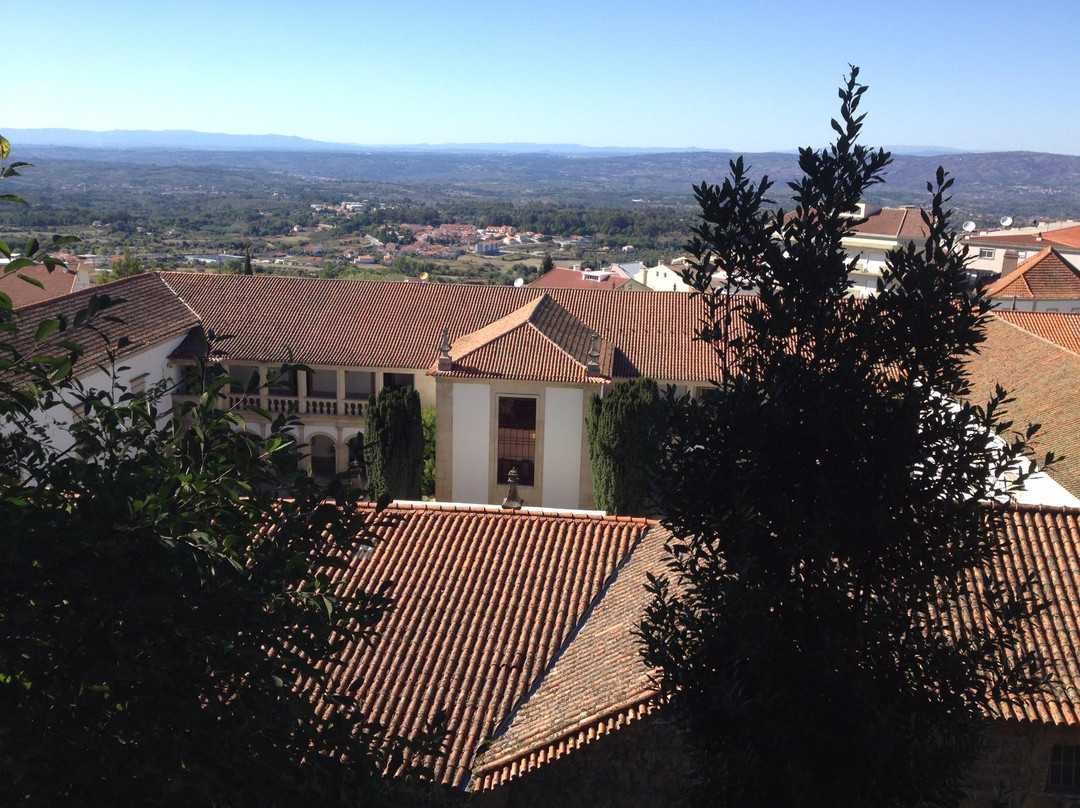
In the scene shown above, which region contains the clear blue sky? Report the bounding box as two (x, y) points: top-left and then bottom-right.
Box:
(9, 0), (1079, 154)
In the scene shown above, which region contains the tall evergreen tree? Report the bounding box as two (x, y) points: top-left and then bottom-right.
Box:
(639, 69), (1048, 808)
(586, 377), (660, 516)
(364, 385), (423, 502)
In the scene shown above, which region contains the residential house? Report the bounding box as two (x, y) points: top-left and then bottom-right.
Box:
(987, 247), (1080, 312)
(840, 204), (931, 296)
(527, 266), (646, 292)
(965, 221), (1080, 280)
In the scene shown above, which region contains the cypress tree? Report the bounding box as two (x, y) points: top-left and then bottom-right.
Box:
(363, 385), (423, 502)
(586, 377), (660, 516)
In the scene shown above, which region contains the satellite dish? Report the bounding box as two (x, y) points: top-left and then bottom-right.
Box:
(419, 271), (429, 281)
(962, 221), (976, 233)
(513, 277), (525, 288)
(1000, 216), (1014, 228)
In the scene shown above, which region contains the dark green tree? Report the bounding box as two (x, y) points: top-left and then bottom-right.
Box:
(244, 245), (254, 274)
(638, 69), (1047, 808)
(109, 245), (144, 277)
(540, 252), (554, 274)
(364, 385), (423, 502)
(586, 377), (661, 516)
(421, 406), (437, 497)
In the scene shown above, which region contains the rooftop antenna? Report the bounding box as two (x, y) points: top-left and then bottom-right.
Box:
(1000, 216), (1014, 228)
(962, 221), (976, 233)
(513, 277), (525, 287)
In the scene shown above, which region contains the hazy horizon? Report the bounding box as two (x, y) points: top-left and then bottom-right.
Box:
(8, 0), (1080, 156)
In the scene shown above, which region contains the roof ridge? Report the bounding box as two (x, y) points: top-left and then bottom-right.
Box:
(386, 500), (656, 524)
(990, 313), (1080, 359)
(470, 523), (657, 785)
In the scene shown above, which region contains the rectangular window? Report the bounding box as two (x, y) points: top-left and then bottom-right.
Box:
(307, 368), (337, 398)
(269, 367), (297, 395)
(1047, 745), (1080, 793)
(345, 370), (376, 400)
(384, 372), (415, 391)
(979, 248), (995, 260)
(230, 364), (259, 394)
(497, 396), (536, 486)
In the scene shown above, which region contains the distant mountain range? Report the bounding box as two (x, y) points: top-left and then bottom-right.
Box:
(3, 127), (974, 158)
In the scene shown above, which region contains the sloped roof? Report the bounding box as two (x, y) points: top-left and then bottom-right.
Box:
(160, 272), (722, 382)
(970, 223), (1080, 251)
(9, 273), (201, 378)
(848, 207), (931, 240)
(527, 267), (633, 291)
(472, 520), (669, 790)
(987, 247), (1080, 300)
(471, 504), (1080, 789)
(966, 316), (1080, 497)
(429, 295), (614, 383)
(993, 310), (1080, 355)
(1, 264), (80, 308)
(304, 503), (650, 789)
(960, 505), (1080, 727)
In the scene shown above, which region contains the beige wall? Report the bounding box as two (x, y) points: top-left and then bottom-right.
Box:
(963, 722), (1080, 808)
(435, 376), (602, 510)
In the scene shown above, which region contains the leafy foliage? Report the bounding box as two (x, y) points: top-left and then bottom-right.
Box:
(364, 385), (423, 503)
(639, 69), (1049, 808)
(0, 144), (448, 806)
(422, 406), (437, 496)
(586, 377), (661, 516)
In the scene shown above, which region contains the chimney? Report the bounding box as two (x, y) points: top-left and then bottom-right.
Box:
(1036, 232), (1043, 241)
(501, 467), (523, 509)
(586, 334), (601, 376)
(437, 328), (453, 372)
(1001, 249), (1019, 276)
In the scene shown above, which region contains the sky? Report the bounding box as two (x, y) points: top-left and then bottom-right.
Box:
(8, 0), (1080, 155)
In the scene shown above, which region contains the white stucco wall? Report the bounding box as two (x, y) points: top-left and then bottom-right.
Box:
(541, 387), (584, 508)
(451, 382), (490, 503)
(31, 335), (187, 455)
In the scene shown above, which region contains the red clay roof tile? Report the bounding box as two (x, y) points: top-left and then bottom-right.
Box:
(10, 273), (201, 378)
(304, 503), (648, 788)
(160, 272), (721, 382)
(472, 505), (1080, 788)
(1, 264), (80, 308)
(987, 247), (1080, 300)
(993, 310), (1080, 355)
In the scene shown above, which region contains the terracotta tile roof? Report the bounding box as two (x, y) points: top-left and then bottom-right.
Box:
(848, 207), (931, 240)
(9, 273), (201, 379)
(305, 503), (649, 788)
(1, 263), (80, 308)
(160, 272), (722, 382)
(987, 247), (1080, 300)
(472, 522), (669, 790)
(967, 505), (1080, 726)
(527, 267), (633, 291)
(965, 316), (1080, 497)
(993, 310), (1080, 355)
(430, 295), (614, 383)
(971, 224), (1080, 251)
(472, 505), (1080, 789)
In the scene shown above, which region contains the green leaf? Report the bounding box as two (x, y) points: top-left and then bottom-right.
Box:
(34, 319), (61, 343)
(18, 274), (45, 290)
(0, 194), (27, 205)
